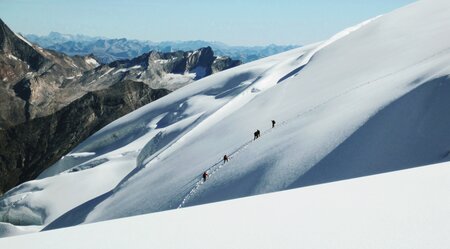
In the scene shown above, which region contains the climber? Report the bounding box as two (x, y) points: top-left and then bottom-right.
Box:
(203, 171), (208, 182)
(223, 154), (229, 163)
(254, 129), (261, 140)
(272, 120), (276, 128)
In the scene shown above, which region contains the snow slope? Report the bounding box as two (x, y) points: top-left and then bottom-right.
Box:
(0, 44), (320, 235)
(2, 0), (450, 237)
(2, 162), (450, 249)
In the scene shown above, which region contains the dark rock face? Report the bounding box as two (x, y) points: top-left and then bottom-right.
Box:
(212, 56), (242, 74)
(0, 19), (100, 129)
(0, 81), (170, 194)
(0, 19), (47, 72)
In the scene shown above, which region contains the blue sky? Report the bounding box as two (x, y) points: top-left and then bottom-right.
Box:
(0, 0), (416, 46)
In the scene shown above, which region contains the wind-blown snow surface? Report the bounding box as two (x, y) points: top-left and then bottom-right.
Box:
(2, 163), (450, 249)
(2, 0), (450, 237)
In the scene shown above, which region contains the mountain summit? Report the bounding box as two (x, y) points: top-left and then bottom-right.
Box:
(0, 18), (47, 72)
(0, 18), (99, 127)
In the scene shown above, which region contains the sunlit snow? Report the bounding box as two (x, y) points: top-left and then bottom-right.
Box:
(1, 1), (450, 245)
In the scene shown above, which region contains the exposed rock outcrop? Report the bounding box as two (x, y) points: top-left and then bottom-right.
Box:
(0, 18), (99, 128)
(0, 81), (170, 194)
(84, 46), (241, 90)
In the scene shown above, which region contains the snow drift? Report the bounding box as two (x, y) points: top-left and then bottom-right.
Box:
(1, 0), (450, 238)
(1, 162), (450, 248)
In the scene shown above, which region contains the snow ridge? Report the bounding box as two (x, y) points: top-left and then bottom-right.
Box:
(14, 32), (34, 47)
(289, 15), (382, 78)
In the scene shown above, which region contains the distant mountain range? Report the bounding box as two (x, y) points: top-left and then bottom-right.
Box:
(25, 32), (299, 63)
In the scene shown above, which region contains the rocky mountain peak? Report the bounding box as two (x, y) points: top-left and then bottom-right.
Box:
(186, 46), (215, 70)
(0, 19), (101, 128)
(0, 18), (47, 72)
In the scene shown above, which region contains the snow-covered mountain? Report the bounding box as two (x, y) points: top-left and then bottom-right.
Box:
(1, 0), (450, 240)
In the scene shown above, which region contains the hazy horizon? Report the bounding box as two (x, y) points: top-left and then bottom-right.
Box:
(0, 0), (416, 46)
(23, 31), (300, 47)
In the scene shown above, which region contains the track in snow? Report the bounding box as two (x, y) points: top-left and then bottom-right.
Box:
(177, 136), (258, 208)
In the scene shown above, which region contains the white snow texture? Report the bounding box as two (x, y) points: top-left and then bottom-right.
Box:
(1, 0), (450, 247)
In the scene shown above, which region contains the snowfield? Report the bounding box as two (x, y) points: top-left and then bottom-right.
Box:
(1, 0), (450, 245)
(1, 163), (450, 248)
(84, 57), (99, 67)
